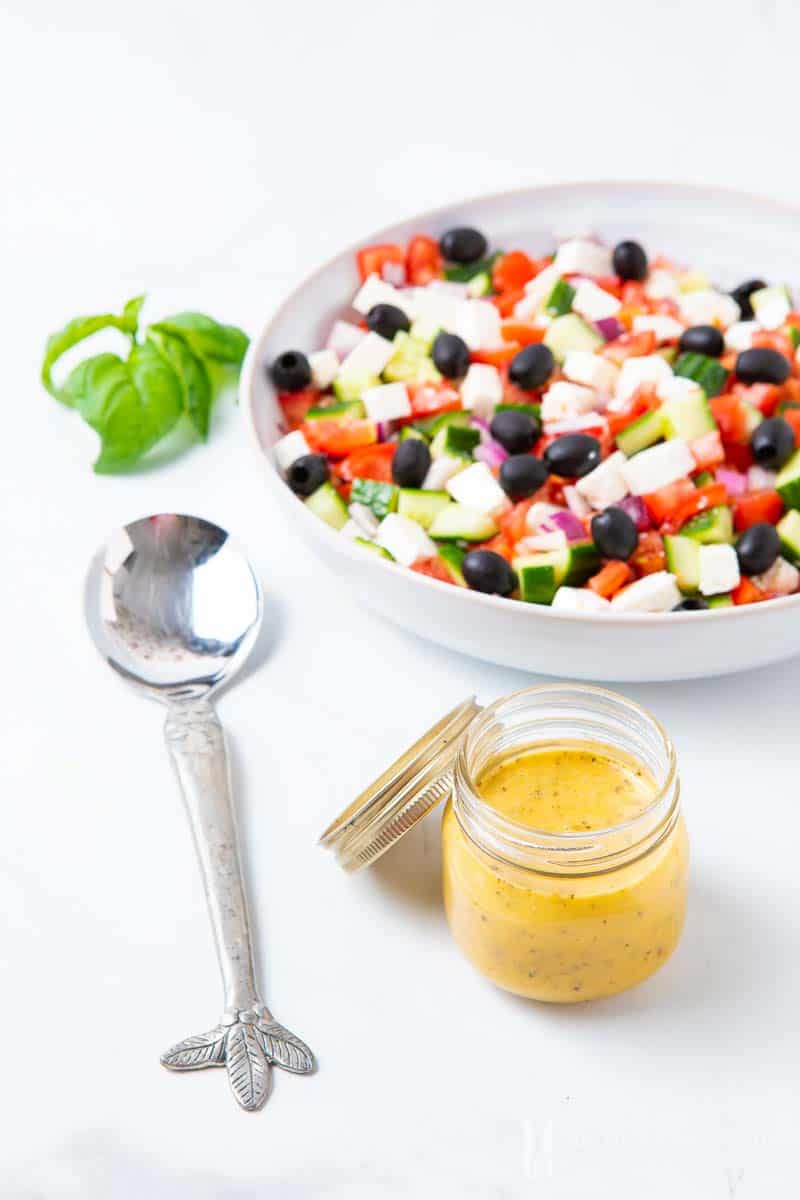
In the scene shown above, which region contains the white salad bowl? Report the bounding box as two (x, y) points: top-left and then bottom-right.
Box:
(242, 181), (800, 681)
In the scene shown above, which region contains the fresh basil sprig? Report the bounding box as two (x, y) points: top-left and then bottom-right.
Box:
(41, 297), (248, 472)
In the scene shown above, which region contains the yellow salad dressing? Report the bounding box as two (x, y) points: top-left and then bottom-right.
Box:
(442, 741), (688, 1002)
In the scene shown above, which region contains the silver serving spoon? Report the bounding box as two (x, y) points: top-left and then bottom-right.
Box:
(85, 513), (314, 1112)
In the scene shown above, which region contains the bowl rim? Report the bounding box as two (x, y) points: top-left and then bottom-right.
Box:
(241, 178), (800, 627)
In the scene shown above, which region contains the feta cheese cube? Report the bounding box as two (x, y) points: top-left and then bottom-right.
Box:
(725, 320), (760, 352)
(361, 381), (411, 421)
(352, 274), (417, 320)
(645, 270), (681, 301)
(553, 240), (612, 278)
(632, 314), (685, 342)
(461, 363), (503, 417)
(541, 381), (597, 423)
(620, 439), (695, 495)
(699, 543), (740, 596)
(412, 283), (464, 334)
(572, 280), (621, 321)
(348, 502), (380, 538)
(446, 461), (508, 515)
(337, 331), (395, 381)
(753, 556), (800, 596)
(751, 285), (792, 331)
(422, 455), (465, 490)
(678, 289), (740, 330)
(513, 265), (560, 320)
(454, 299), (502, 349)
(562, 485), (592, 519)
(575, 450), (629, 509)
(376, 513), (437, 566)
(616, 354), (674, 402)
(273, 429), (311, 473)
(611, 571), (682, 612)
(563, 350), (619, 393)
(655, 375), (704, 404)
(552, 586), (611, 612)
(327, 320), (365, 359)
(308, 348), (339, 390)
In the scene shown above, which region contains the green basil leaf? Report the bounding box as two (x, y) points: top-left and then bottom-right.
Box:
(150, 312), (249, 365)
(67, 344), (182, 473)
(41, 294), (145, 405)
(147, 328), (212, 439)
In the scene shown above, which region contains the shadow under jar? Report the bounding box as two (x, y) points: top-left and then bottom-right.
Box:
(442, 687), (688, 1003)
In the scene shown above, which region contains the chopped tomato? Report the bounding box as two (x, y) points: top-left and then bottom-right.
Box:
(733, 489), (784, 531)
(501, 321), (545, 346)
(642, 478), (696, 525)
(356, 243), (405, 283)
(587, 561), (633, 598)
(278, 389), (319, 430)
(732, 381), (784, 417)
(493, 288), (525, 317)
(732, 577), (766, 605)
(661, 483), (728, 534)
(406, 235), (443, 285)
(724, 442), (754, 472)
(782, 407), (800, 442)
(631, 531), (666, 575)
(407, 383), (461, 417)
(472, 344), (520, 367)
(478, 533), (513, 561)
(621, 281), (647, 307)
(602, 330), (657, 365)
(337, 442), (395, 483)
(689, 430), (725, 472)
(501, 497), (537, 544)
(411, 556), (456, 584)
(751, 330), (795, 362)
(592, 275), (623, 300)
(303, 417), (377, 457)
(492, 251), (536, 294)
(710, 393), (750, 444)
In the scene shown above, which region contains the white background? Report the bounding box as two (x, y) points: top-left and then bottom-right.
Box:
(2, 1), (799, 1195)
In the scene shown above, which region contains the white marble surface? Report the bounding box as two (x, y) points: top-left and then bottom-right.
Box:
(2, 1), (800, 1195)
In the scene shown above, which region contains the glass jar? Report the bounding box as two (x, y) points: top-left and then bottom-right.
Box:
(320, 685), (688, 1004)
(442, 685), (688, 1002)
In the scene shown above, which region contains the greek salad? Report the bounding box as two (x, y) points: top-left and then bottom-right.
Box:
(269, 226), (800, 613)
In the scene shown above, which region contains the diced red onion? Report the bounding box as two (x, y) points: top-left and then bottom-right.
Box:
(376, 421), (396, 442)
(542, 509), (586, 541)
(716, 466), (747, 497)
(746, 465), (777, 491)
(617, 494), (652, 532)
(470, 415), (492, 437)
(474, 440), (508, 468)
(595, 317), (624, 342)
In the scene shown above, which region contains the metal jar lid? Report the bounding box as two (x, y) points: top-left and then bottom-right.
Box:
(318, 697), (481, 872)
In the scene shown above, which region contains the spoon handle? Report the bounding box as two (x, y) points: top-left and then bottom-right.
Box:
(160, 696), (314, 1111)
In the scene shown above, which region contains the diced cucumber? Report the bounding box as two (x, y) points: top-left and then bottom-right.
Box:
(431, 423), (480, 458)
(543, 313), (603, 362)
(437, 542), (466, 584)
(661, 393), (717, 441)
(673, 353), (728, 398)
(350, 478), (399, 519)
(706, 592), (733, 609)
(354, 537), (394, 560)
(399, 425), (427, 442)
(444, 253), (500, 283)
(383, 332), (441, 385)
(693, 470), (714, 487)
(513, 543), (597, 604)
(397, 488), (451, 530)
(615, 409), (665, 457)
(545, 278), (575, 317)
(777, 449), (800, 509)
(561, 542), (600, 586)
(332, 374), (380, 403)
(664, 534), (700, 593)
(305, 482), (349, 530)
(467, 271), (492, 297)
(409, 320), (437, 350)
(777, 508), (800, 560)
(742, 401), (763, 437)
(429, 503), (498, 541)
(495, 401), (542, 421)
(678, 270), (710, 293)
(682, 505), (733, 544)
(306, 399), (366, 420)
(412, 409), (470, 439)
(787, 326), (800, 350)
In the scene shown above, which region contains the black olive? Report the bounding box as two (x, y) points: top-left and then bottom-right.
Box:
(508, 344), (555, 391)
(439, 226), (488, 265)
(612, 240), (648, 282)
(490, 409), (540, 454)
(736, 347), (792, 386)
(735, 522), (781, 576)
(432, 332), (471, 379)
(730, 279), (766, 320)
(543, 434), (601, 479)
(287, 453), (329, 496)
(462, 549), (517, 596)
(499, 454), (549, 500)
(270, 350), (312, 393)
(673, 598), (709, 611)
(366, 303), (410, 341)
(750, 416), (795, 469)
(590, 507), (638, 560)
(679, 324), (725, 357)
(391, 439), (431, 488)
